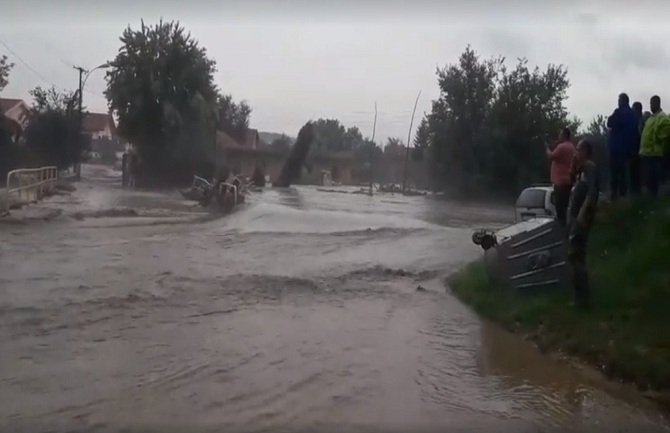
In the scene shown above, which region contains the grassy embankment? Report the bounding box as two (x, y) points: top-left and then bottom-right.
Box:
(449, 197), (670, 404)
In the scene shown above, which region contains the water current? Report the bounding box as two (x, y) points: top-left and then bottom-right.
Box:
(0, 165), (667, 432)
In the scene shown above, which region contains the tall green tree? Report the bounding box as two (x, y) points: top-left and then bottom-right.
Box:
(311, 118), (377, 154)
(411, 117), (430, 161)
(217, 94), (251, 142)
(485, 59), (572, 193)
(312, 119), (350, 152)
(269, 133), (292, 153)
(23, 86), (90, 169)
(585, 114), (608, 141)
(0, 55), (13, 92)
(1, 55), (17, 181)
(309, 118), (380, 182)
(413, 117), (429, 149)
(105, 20), (218, 183)
(583, 114), (610, 186)
(428, 46), (500, 194)
(427, 46), (577, 197)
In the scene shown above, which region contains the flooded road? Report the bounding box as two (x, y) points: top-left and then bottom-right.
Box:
(0, 166), (667, 432)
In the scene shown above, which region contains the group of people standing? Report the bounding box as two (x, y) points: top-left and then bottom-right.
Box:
(608, 93), (670, 199)
(544, 93), (670, 308)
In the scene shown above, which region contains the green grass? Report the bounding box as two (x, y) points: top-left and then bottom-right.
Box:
(450, 197), (670, 396)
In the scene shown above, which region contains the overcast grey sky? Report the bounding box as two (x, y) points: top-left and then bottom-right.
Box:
(2, 0), (669, 143)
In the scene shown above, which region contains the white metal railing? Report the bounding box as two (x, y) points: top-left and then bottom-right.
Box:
(4, 166), (58, 213)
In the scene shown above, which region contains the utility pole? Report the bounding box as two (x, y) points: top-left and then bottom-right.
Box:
(74, 66), (86, 180)
(402, 90), (421, 194)
(369, 101), (377, 196)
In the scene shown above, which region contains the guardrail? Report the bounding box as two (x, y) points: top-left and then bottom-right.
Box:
(4, 166), (58, 213)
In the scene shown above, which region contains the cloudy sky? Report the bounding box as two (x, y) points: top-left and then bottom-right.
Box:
(1, 0), (669, 143)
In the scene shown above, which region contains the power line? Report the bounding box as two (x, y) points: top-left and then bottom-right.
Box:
(0, 37), (70, 92)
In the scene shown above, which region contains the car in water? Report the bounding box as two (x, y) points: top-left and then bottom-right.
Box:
(514, 185), (555, 222)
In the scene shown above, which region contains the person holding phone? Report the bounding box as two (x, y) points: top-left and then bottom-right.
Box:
(546, 127), (575, 227)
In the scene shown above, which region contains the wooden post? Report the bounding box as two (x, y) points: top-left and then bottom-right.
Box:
(369, 101), (377, 196)
(402, 91), (421, 194)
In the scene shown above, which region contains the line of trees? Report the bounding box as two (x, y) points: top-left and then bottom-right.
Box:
(413, 46), (618, 197)
(5, 24), (616, 194)
(2, 54), (90, 181)
(272, 47), (605, 194)
(421, 46), (582, 197)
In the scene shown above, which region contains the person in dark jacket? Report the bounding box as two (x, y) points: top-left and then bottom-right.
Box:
(568, 139), (600, 309)
(630, 101), (643, 195)
(121, 152), (128, 187)
(607, 93), (638, 200)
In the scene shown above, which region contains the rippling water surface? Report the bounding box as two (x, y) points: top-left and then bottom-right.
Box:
(0, 166), (667, 432)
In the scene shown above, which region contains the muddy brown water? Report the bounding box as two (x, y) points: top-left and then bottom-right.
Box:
(0, 165), (668, 432)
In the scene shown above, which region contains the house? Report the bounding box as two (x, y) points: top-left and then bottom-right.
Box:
(82, 112), (124, 157)
(82, 112), (116, 141)
(215, 128), (354, 184)
(241, 128), (261, 150)
(0, 98), (30, 142)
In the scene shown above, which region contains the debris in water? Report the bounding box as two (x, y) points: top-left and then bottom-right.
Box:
(416, 285), (427, 292)
(383, 267), (409, 277)
(71, 208), (139, 220)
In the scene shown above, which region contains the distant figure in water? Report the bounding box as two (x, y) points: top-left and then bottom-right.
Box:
(128, 152), (138, 188)
(121, 152), (128, 187)
(567, 139), (600, 309)
(546, 127), (574, 227)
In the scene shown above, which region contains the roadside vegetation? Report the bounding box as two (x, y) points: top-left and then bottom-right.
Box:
(449, 198), (670, 406)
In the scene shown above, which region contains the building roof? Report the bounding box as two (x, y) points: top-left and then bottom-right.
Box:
(0, 98), (24, 114)
(241, 128), (260, 149)
(216, 130), (242, 150)
(0, 98), (30, 128)
(82, 112), (115, 134)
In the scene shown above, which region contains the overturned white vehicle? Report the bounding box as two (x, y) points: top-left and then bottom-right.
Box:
(472, 218), (568, 291)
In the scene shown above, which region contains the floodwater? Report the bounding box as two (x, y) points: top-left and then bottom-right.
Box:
(0, 166), (667, 432)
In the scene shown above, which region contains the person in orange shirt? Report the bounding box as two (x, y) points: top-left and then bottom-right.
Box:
(546, 127), (576, 227)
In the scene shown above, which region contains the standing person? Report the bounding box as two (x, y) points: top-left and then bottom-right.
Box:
(640, 95), (670, 197)
(567, 139), (600, 309)
(630, 102), (643, 195)
(607, 93), (637, 200)
(128, 152), (137, 188)
(121, 152), (129, 187)
(546, 127), (575, 227)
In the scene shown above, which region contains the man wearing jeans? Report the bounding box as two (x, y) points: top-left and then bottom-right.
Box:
(640, 95), (670, 197)
(546, 127), (575, 227)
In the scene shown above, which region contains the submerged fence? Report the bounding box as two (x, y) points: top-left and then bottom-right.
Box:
(3, 166), (58, 214)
